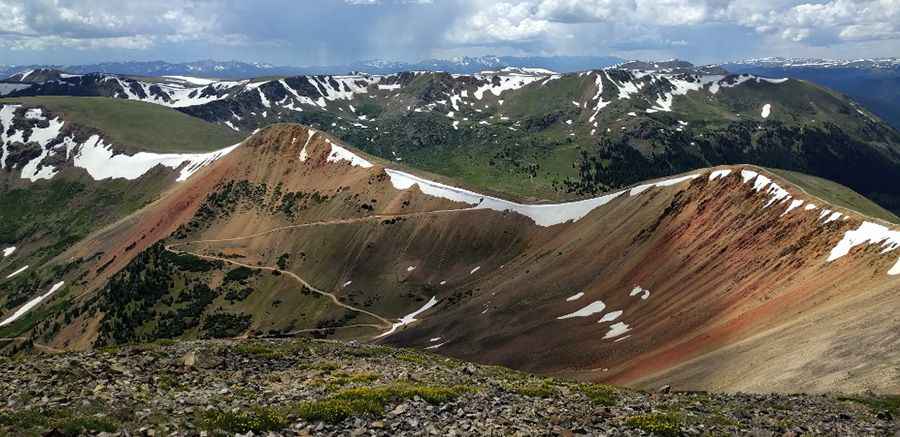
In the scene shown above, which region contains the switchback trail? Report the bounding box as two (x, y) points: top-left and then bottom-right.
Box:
(165, 207), (479, 336)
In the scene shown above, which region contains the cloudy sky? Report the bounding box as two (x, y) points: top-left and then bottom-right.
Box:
(0, 0), (898, 66)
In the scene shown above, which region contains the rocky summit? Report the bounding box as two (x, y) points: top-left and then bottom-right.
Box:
(0, 338), (897, 436)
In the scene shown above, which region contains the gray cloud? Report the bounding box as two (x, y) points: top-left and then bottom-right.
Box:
(0, 0), (897, 66)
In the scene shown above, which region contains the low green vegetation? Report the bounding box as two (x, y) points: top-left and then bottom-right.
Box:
(625, 411), (684, 437)
(395, 352), (427, 364)
(838, 394), (900, 415)
(310, 371), (381, 391)
(0, 408), (120, 436)
(0, 96), (242, 153)
(504, 380), (557, 398)
(202, 312), (253, 338)
(296, 383), (471, 424)
(198, 407), (287, 433)
(578, 383), (619, 406)
(234, 343), (285, 359)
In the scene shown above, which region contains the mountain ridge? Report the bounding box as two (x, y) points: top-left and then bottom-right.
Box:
(2, 124), (899, 395)
(0, 55), (624, 79)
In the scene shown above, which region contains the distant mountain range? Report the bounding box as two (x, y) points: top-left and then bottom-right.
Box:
(0, 55), (624, 79)
(723, 57), (900, 130)
(726, 57), (900, 70)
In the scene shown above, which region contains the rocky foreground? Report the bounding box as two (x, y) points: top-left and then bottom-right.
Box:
(0, 339), (898, 436)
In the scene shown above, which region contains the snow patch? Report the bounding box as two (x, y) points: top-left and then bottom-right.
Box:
(630, 174), (700, 196)
(598, 311), (623, 323)
(827, 222), (900, 276)
(566, 292), (584, 302)
(761, 103), (771, 119)
(783, 199), (804, 215)
(162, 75), (217, 86)
(2, 247), (15, 257)
(629, 286), (650, 300)
(824, 212), (843, 223)
(0, 281), (65, 327)
(557, 301), (606, 319)
(326, 141), (373, 168)
(6, 265), (28, 278)
(375, 296), (438, 338)
(709, 169), (732, 181)
(299, 129), (316, 161)
(469, 266), (481, 274)
(386, 169), (700, 227)
(889, 259), (900, 276)
(424, 341), (448, 350)
(603, 322), (631, 339)
(72, 135), (240, 182)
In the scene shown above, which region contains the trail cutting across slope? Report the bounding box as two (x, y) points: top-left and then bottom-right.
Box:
(164, 206), (480, 336)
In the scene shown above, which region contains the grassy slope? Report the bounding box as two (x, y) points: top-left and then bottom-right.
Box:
(0, 96), (242, 153)
(767, 168), (899, 223)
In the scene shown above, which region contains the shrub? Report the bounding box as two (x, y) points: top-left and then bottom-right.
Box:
(203, 312), (252, 338)
(224, 266), (256, 283)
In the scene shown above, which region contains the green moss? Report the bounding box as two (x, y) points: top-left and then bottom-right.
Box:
(198, 407), (287, 433)
(578, 383), (619, 406)
(625, 412), (683, 437)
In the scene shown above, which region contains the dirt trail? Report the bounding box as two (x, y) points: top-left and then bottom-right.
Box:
(165, 207), (479, 336)
(165, 247), (394, 326)
(0, 337), (65, 353)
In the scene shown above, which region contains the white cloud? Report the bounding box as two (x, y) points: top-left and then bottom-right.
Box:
(448, 0), (900, 47)
(0, 0), (896, 62)
(448, 2), (552, 43)
(0, 0), (231, 51)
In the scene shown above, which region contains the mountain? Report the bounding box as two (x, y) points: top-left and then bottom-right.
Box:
(2, 123), (899, 395)
(724, 57), (900, 130)
(0, 61), (295, 80)
(0, 55), (624, 80)
(10, 63), (900, 218)
(0, 96), (241, 307)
